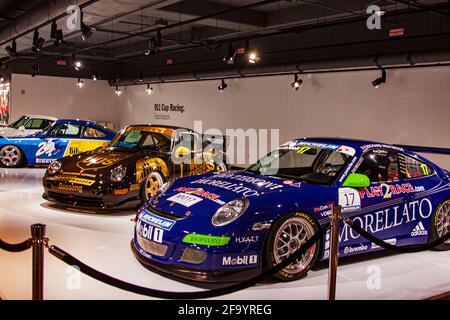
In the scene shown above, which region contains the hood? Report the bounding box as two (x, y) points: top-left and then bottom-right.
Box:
(0, 127), (37, 138)
(152, 171), (331, 218)
(59, 147), (166, 175)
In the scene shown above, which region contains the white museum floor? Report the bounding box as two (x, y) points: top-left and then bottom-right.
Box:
(0, 168), (449, 300)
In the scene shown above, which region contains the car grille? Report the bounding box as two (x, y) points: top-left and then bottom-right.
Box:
(47, 191), (104, 207)
(147, 204), (186, 220)
(137, 234), (168, 257)
(180, 247), (207, 265)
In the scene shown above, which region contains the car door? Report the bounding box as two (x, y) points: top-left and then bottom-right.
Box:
(35, 123), (83, 164)
(397, 153), (439, 245)
(339, 148), (407, 255)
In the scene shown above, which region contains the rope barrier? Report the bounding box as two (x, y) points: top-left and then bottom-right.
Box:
(0, 238), (32, 253)
(343, 217), (450, 253)
(48, 224), (329, 299)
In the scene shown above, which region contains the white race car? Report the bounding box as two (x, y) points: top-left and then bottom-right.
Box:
(0, 115), (57, 138)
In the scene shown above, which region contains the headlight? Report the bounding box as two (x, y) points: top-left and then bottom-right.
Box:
(47, 160), (61, 175)
(111, 165), (126, 182)
(211, 198), (249, 227)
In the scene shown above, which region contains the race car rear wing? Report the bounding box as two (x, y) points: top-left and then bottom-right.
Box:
(394, 144), (450, 155)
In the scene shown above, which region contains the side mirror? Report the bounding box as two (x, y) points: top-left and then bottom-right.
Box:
(342, 173), (370, 188)
(18, 125), (25, 131)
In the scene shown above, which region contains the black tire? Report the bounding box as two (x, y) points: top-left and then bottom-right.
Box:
(0, 145), (24, 168)
(139, 170), (166, 205)
(264, 212), (321, 281)
(428, 198), (450, 251)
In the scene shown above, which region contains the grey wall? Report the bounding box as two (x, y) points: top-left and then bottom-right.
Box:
(11, 74), (121, 130)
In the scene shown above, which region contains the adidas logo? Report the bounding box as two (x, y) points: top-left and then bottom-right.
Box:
(411, 221), (428, 237)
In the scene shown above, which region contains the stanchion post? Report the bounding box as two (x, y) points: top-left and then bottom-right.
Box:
(328, 204), (341, 300)
(31, 223), (46, 300)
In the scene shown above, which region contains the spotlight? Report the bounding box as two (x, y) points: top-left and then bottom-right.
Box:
(372, 69), (386, 88)
(223, 43), (237, 65)
(50, 20), (57, 39)
(5, 39), (17, 57)
(245, 40), (260, 64)
(53, 30), (64, 47)
(92, 71), (99, 81)
(77, 78), (84, 88)
(32, 29), (45, 53)
(217, 79), (228, 92)
(73, 55), (82, 71)
(81, 22), (92, 41)
(139, 72), (143, 82)
(145, 84), (153, 95)
(0, 75), (4, 82)
(291, 74), (303, 91)
(115, 86), (122, 96)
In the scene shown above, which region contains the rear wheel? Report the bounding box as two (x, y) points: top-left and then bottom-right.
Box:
(265, 212), (320, 281)
(0, 145), (24, 168)
(141, 171), (166, 203)
(429, 199), (450, 251)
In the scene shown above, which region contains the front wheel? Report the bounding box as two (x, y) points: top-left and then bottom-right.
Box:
(429, 199), (450, 251)
(141, 171), (166, 204)
(0, 145), (24, 167)
(264, 212), (320, 281)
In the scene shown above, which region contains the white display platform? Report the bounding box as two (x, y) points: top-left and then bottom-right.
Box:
(0, 168), (449, 300)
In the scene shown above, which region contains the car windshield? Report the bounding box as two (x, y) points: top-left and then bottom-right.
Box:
(10, 116), (28, 129)
(109, 127), (173, 152)
(246, 143), (351, 185)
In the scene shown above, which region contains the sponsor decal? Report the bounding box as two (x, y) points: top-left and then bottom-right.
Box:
(61, 171), (97, 178)
(314, 204), (333, 213)
(174, 187), (225, 205)
(339, 187), (361, 212)
(343, 244), (368, 255)
(167, 193), (203, 207)
(53, 175), (95, 186)
(281, 141), (340, 151)
(76, 153), (130, 171)
(136, 220), (164, 243)
(36, 140), (56, 157)
(337, 145), (356, 157)
(36, 159), (56, 164)
(339, 157), (358, 183)
(359, 183), (424, 199)
(235, 236), (259, 244)
(63, 140), (108, 157)
(214, 173), (284, 190)
(135, 158), (169, 183)
(222, 254), (258, 266)
(57, 183), (82, 193)
(182, 233), (230, 246)
(361, 144), (404, 152)
(411, 221), (428, 237)
(339, 198), (433, 242)
(189, 160), (215, 176)
(371, 238), (396, 249)
(141, 211), (176, 231)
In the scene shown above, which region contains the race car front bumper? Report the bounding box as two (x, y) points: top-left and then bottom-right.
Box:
(131, 239), (260, 283)
(42, 177), (141, 209)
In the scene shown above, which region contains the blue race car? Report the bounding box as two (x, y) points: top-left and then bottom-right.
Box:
(0, 119), (116, 167)
(131, 138), (450, 282)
